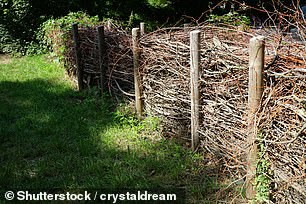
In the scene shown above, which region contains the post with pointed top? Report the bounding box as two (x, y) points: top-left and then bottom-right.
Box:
(246, 35), (265, 200)
(72, 23), (84, 91)
(132, 28), (143, 117)
(190, 30), (201, 151)
(140, 22), (146, 36)
(97, 25), (106, 95)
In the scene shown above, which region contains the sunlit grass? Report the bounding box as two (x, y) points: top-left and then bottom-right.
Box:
(0, 55), (237, 203)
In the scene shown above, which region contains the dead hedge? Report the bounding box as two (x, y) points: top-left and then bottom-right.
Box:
(61, 23), (305, 203)
(63, 23), (134, 98)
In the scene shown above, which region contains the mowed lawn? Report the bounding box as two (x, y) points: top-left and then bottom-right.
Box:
(0, 55), (229, 203)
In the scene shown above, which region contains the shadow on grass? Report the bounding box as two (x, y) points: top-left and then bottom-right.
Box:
(0, 79), (110, 188)
(0, 79), (226, 202)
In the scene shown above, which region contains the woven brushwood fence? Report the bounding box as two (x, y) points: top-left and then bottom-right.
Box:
(141, 26), (305, 202)
(67, 23), (305, 203)
(141, 27), (251, 174)
(258, 39), (306, 203)
(65, 23), (134, 98)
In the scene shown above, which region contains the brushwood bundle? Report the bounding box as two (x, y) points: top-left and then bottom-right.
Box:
(140, 26), (305, 202)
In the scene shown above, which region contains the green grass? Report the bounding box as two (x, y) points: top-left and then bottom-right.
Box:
(0, 55), (232, 203)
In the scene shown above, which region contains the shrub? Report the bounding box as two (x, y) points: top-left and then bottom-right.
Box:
(147, 0), (171, 8)
(0, 0), (48, 55)
(0, 0), (29, 54)
(38, 11), (99, 62)
(207, 11), (251, 27)
(0, 1), (98, 55)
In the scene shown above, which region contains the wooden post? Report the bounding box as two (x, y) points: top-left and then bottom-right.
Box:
(97, 25), (106, 95)
(107, 20), (112, 30)
(72, 23), (84, 91)
(132, 28), (143, 117)
(184, 24), (189, 33)
(190, 30), (201, 151)
(246, 36), (265, 200)
(140, 22), (146, 36)
(184, 23), (190, 29)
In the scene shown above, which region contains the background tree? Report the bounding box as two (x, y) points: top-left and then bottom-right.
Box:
(2, 0), (301, 54)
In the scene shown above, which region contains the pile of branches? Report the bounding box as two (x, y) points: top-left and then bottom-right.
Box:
(141, 28), (191, 138)
(140, 25), (305, 202)
(60, 19), (305, 202)
(64, 23), (134, 99)
(197, 27), (252, 178)
(141, 26), (253, 176)
(238, 27), (306, 202)
(258, 36), (306, 203)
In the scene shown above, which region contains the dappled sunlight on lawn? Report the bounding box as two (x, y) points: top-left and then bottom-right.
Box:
(0, 55), (240, 202)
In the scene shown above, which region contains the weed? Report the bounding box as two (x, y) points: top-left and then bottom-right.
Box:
(254, 133), (272, 203)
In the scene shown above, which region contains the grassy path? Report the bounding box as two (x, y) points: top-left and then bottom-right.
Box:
(0, 55), (229, 203)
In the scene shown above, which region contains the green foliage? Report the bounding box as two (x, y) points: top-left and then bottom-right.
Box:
(0, 0), (258, 55)
(0, 0), (100, 55)
(0, 0), (224, 55)
(147, 0), (171, 8)
(127, 11), (142, 27)
(41, 12), (99, 34)
(38, 12), (99, 62)
(254, 133), (272, 203)
(0, 0), (48, 55)
(0, 0), (30, 22)
(113, 103), (161, 135)
(0, 0), (29, 54)
(114, 103), (140, 127)
(207, 11), (251, 27)
(140, 116), (160, 132)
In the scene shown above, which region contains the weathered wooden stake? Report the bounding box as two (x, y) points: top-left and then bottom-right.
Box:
(246, 36), (265, 200)
(72, 23), (84, 91)
(97, 25), (106, 95)
(184, 24), (189, 33)
(140, 22), (146, 36)
(190, 30), (201, 151)
(132, 28), (143, 117)
(107, 20), (112, 30)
